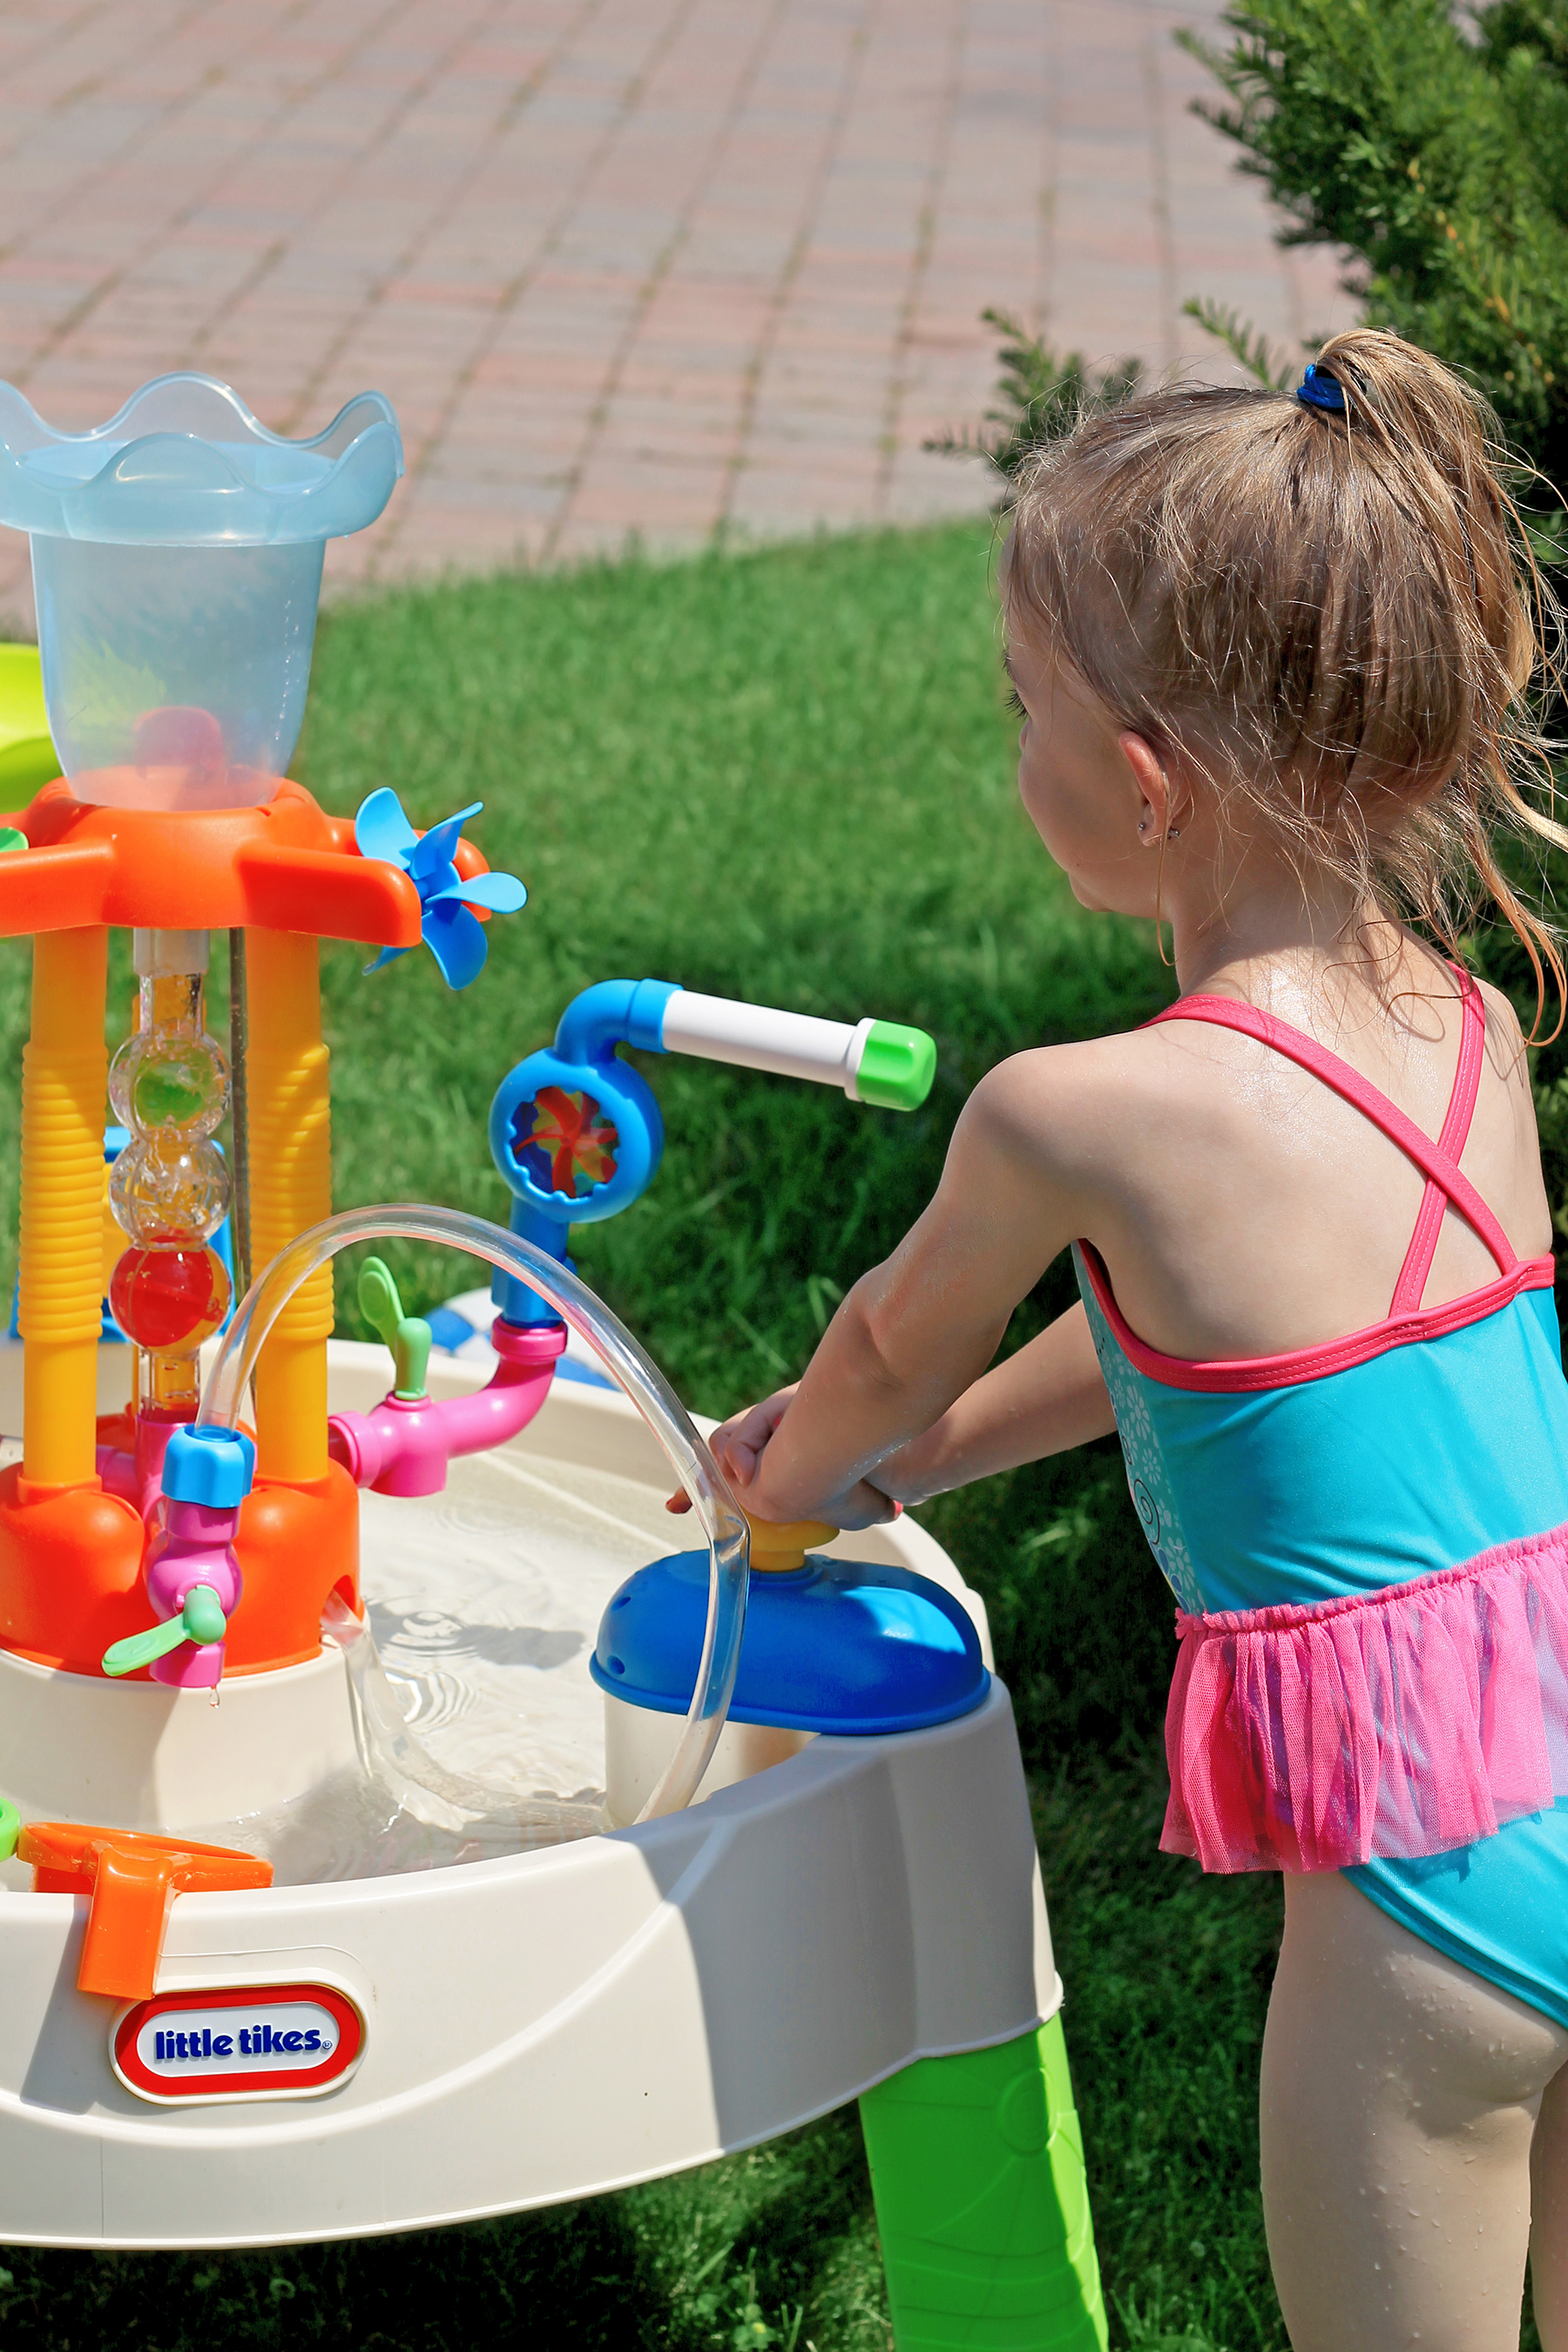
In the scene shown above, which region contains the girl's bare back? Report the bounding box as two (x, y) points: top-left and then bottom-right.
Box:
(1044, 956), (1552, 1364)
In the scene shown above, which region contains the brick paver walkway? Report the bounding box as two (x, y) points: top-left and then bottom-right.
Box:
(0, 0), (1348, 627)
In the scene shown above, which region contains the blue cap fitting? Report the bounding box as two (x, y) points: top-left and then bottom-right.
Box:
(161, 1424), (256, 1510)
(591, 1549), (990, 1735)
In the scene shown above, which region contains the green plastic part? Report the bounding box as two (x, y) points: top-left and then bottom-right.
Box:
(102, 1584), (229, 1677)
(0, 644), (59, 797)
(357, 1255), (432, 1400)
(358, 1256), (402, 1347)
(855, 1020), (936, 1113)
(858, 2015), (1107, 2350)
(0, 828), (25, 855)
(104, 1613), (197, 1678)
(181, 1585), (227, 1646)
(0, 1799), (18, 1862)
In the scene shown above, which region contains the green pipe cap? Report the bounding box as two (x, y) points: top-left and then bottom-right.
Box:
(855, 1021), (936, 1112)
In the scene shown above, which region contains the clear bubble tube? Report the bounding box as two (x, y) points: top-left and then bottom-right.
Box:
(108, 928), (233, 1417)
(198, 1205), (751, 1824)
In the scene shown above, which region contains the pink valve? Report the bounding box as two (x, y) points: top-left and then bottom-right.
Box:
(139, 1498), (243, 1688)
(100, 1423), (255, 1689)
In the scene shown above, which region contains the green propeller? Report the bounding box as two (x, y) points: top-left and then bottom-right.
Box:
(357, 1255), (432, 1401)
(102, 1584), (228, 1678)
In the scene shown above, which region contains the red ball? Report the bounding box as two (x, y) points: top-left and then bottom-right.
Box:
(110, 1240), (231, 1352)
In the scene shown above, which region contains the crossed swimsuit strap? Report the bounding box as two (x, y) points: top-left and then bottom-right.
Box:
(1146, 971), (1517, 1314)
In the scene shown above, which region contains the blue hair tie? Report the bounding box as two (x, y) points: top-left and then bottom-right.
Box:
(1296, 363), (1347, 415)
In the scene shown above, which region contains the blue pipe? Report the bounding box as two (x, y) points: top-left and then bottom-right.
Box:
(494, 1199), (574, 1328)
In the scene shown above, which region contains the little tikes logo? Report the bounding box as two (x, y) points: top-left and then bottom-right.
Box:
(112, 1984), (364, 2105)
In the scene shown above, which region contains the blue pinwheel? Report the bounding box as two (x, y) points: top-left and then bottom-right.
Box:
(355, 788), (526, 990)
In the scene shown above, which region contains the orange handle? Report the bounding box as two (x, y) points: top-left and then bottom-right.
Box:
(18, 1821), (273, 2000)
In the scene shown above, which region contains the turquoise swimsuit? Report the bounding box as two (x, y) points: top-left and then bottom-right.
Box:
(1077, 983), (1568, 2028)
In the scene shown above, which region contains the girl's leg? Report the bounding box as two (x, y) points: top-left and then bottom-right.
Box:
(1260, 1870), (1568, 2352)
(1530, 2053), (1568, 2348)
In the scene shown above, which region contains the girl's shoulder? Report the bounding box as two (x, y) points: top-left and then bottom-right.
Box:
(959, 964), (1539, 1195)
(959, 1022), (1204, 1186)
(1470, 972), (1533, 1077)
(970, 1005), (1253, 1119)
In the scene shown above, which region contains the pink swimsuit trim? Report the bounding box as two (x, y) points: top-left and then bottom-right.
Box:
(1077, 976), (1555, 1396)
(1164, 1522), (1568, 1872)
(1078, 1240), (1554, 1394)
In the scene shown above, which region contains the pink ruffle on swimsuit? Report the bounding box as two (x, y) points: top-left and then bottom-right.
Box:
(1166, 1524), (1568, 1873)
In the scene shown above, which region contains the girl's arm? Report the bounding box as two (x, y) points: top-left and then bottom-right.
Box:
(870, 1304), (1114, 1504)
(725, 1054), (1105, 1524)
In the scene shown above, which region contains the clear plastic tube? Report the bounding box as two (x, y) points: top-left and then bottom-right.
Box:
(197, 1205), (750, 1823)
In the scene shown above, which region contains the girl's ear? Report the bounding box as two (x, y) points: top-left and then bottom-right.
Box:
(1119, 730), (1170, 841)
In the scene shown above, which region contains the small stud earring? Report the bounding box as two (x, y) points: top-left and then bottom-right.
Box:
(1138, 819), (1149, 835)
(1167, 825), (1180, 841)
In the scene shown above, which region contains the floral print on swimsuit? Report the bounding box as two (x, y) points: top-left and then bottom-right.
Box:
(1072, 1243), (1204, 1614)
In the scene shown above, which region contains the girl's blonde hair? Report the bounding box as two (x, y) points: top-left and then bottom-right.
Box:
(1004, 327), (1568, 1031)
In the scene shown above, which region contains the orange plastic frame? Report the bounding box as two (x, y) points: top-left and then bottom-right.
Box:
(0, 777), (490, 942)
(0, 774), (493, 1673)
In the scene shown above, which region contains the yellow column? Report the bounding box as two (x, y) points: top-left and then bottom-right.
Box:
(246, 929), (333, 1482)
(20, 929), (108, 1488)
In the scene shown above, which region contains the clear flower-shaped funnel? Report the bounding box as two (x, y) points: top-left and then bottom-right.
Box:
(0, 375), (402, 811)
(199, 1206), (751, 1828)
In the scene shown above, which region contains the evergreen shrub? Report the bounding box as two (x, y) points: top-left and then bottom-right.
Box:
(1190, 0), (1568, 501)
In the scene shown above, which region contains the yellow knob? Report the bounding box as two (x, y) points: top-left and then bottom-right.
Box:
(743, 1511), (838, 1572)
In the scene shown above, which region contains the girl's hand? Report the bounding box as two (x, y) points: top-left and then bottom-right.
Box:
(666, 1388), (796, 1517)
(666, 1384), (899, 1531)
(712, 1387), (797, 1491)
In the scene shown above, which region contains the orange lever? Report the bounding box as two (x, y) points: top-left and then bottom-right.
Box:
(18, 1821), (273, 2001)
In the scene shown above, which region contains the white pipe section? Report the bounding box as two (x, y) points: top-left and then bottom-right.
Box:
(659, 990), (876, 1101)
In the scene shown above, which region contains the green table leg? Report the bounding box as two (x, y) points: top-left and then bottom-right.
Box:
(859, 2013), (1107, 2350)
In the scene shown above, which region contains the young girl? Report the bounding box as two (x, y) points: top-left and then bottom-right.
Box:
(703, 331), (1568, 2350)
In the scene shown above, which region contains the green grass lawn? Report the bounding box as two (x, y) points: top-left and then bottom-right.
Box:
(0, 522), (1542, 2349)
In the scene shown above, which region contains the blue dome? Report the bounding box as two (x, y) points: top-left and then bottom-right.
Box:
(591, 1548), (990, 1736)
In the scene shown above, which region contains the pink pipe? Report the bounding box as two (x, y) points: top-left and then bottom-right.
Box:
(97, 1410), (185, 1522)
(326, 1317), (567, 1497)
